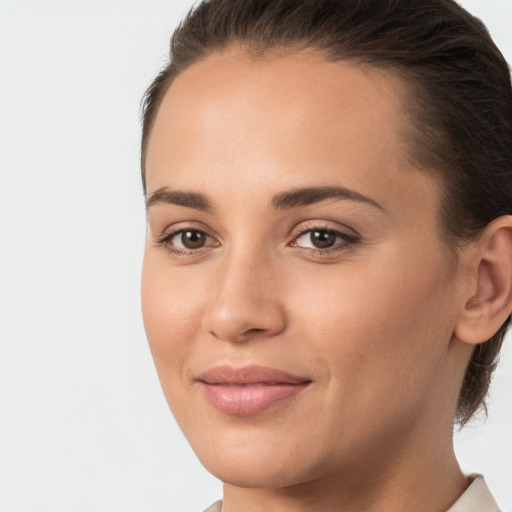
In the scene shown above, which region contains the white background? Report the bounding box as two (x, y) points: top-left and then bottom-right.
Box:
(0, 1), (511, 511)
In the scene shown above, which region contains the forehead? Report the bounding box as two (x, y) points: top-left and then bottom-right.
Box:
(145, 50), (411, 183)
(144, 50), (443, 230)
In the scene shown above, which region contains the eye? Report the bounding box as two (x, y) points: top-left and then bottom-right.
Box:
(156, 228), (217, 255)
(298, 230), (338, 249)
(292, 227), (358, 253)
(174, 230), (209, 249)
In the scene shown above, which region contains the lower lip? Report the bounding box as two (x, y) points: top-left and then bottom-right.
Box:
(200, 382), (310, 416)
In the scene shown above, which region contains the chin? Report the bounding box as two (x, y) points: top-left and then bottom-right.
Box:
(196, 441), (323, 489)
(205, 461), (309, 489)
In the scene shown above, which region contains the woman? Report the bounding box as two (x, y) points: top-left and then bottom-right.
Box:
(140, 0), (512, 510)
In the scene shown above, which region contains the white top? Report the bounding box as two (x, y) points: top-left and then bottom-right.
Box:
(202, 475), (501, 512)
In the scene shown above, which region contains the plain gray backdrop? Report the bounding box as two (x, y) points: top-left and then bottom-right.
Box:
(1, 1), (511, 511)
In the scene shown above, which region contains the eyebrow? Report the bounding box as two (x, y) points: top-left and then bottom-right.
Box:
(146, 185), (383, 212)
(146, 187), (212, 211)
(271, 186), (384, 211)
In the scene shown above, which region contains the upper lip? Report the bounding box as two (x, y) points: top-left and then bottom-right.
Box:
(197, 365), (311, 385)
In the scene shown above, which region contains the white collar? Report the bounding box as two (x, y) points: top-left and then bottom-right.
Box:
(446, 474), (501, 512)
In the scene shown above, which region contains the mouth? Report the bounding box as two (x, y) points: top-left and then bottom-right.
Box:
(197, 365), (312, 416)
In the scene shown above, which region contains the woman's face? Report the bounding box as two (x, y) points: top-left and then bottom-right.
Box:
(142, 51), (471, 487)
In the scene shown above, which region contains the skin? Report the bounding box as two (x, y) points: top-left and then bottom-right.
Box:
(141, 50), (512, 512)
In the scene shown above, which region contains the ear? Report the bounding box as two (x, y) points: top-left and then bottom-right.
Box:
(455, 215), (512, 345)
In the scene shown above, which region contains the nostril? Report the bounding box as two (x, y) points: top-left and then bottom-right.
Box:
(202, 297), (287, 343)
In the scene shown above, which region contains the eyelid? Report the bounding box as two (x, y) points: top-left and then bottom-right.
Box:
(289, 220), (360, 254)
(291, 220), (359, 240)
(155, 220), (217, 241)
(154, 222), (220, 256)
(154, 220), (360, 257)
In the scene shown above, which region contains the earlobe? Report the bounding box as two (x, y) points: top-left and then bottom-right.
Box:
(454, 216), (512, 345)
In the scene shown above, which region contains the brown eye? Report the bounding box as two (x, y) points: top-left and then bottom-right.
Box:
(310, 230), (336, 248)
(156, 227), (218, 255)
(293, 227), (358, 254)
(179, 230), (207, 249)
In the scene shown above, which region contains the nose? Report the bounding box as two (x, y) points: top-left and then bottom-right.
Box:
(201, 250), (287, 343)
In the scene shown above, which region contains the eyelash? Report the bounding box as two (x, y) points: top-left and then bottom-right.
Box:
(155, 228), (217, 258)
(291, 225), (359, 256)
(155, 224), (359, 258)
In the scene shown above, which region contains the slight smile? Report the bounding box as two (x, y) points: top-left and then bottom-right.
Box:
(197, 365), (313, 416)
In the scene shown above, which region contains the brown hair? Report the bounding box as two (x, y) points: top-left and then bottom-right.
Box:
(140, 0), (512, 425)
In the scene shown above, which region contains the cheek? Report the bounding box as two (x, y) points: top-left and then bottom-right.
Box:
(290, 248), (457, 402)
(141, 253), (205, 380)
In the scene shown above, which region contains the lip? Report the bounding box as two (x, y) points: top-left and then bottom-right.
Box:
(197, 365), (312, 416)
